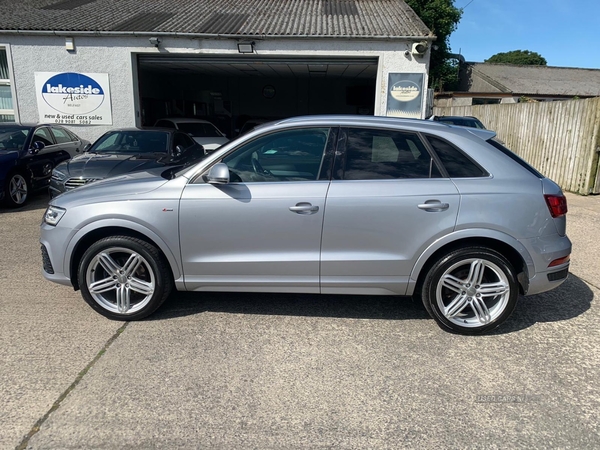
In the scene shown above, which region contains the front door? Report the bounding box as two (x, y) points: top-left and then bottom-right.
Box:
(179, 127), (335, 292)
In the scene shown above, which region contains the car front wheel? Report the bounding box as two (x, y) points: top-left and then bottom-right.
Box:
(78, 236), (173, 320)
(420, 247), (519, 334)
(4, 172), (29, 208)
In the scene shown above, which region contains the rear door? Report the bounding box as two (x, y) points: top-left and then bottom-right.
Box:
(320, 127), (460, 295)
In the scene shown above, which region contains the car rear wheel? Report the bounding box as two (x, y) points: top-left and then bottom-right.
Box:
(420, 247), (518, 335)
(4, 172), (29, 208)
(78, 236), (173, 320)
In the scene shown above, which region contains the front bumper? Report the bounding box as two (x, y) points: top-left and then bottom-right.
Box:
(40, 222), (75, 287)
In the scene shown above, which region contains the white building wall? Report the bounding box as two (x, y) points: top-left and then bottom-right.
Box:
(1, 34), (429, 142)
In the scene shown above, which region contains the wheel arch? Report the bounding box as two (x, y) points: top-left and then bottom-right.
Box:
(67, 223), (181, 291)
(408, 231), (533, 296)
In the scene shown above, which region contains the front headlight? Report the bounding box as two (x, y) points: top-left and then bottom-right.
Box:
(44, 206), (66, 226)
(51, 169), (67, 182)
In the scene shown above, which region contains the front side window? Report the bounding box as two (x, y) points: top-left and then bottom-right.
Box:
(33, 127), (54, 146)
(173, 132), (195, 150)
(220, 127), (331, 183)
(340, 128), (441, 180)
(51, 127), (73, 144)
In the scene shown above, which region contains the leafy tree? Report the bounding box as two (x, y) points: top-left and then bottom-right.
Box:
(405, 0), (462, 91)
(485, 50), (547, 65)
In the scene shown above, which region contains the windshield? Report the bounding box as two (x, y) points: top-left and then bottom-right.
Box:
(0, 127), (29, 151)
(176, 122), (222, 137)
(90, 130), (169, 154)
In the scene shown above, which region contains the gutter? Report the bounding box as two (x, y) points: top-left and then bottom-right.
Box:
(0, 29), (435, 41)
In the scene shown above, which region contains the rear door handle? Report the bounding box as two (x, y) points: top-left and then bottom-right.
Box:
(418, 201), (450, 212)
(289, 202), (319, 215)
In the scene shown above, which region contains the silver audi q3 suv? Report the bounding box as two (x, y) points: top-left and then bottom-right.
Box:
(41, 115), (571, 334)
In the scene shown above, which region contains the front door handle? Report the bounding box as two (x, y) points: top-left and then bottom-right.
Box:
(418, 200), (450, 212)
(289, 202), (319, 215)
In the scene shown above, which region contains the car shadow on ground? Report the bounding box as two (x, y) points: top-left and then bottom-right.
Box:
(491, 274), (594, 334)
(0, 192), (49, 214)
(150, 274), (594, 334)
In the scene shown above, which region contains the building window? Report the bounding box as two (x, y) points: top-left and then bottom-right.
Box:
(0, 48), (15, 122)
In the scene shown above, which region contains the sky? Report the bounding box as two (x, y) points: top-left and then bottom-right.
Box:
(449, 0), (600, 69)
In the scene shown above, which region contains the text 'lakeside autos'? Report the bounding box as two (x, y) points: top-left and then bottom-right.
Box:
(40, 115), (571, 335)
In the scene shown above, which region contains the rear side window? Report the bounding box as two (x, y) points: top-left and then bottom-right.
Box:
(426, 136), (487, 178)
(341, 128), (442, 180)
(487, 139), (544, 178)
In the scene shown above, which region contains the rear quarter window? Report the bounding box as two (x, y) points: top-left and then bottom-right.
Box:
(426, 136), (487, 178)
(486, 139), (544, 178)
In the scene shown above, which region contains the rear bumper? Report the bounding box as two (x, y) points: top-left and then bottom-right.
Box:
(526, 264), (570, 296)
(521, 234), (572, 296)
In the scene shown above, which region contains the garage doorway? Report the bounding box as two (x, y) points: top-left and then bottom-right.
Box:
(137, 55), (378, 138)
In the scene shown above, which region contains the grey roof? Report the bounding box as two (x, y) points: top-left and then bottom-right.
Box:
(466, 63), (600, 97)
(0, 0), (431, 38)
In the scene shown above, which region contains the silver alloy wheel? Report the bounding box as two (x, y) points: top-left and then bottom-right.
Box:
(85, 247), (156, 314)
(9, 174), (28, 205)
(436, 258), (510, 328)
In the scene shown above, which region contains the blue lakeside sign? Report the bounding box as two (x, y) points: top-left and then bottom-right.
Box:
(35, 72), (112, 125)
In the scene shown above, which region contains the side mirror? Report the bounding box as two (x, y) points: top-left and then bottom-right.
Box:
(83, 143), (92, 152)
(30, 140), (45, 154)
(173, 145), (185, 158)
(205, 163), (230, 185)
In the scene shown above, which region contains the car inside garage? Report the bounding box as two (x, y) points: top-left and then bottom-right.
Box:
(137, 55), (378, 137)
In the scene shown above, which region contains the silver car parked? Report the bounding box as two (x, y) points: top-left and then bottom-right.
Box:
(40, 115), (571, 334)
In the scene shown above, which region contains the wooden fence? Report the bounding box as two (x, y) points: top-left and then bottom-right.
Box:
(434, 97), (600, 195)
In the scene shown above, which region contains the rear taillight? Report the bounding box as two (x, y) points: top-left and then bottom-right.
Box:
(544, 194), (568, 218)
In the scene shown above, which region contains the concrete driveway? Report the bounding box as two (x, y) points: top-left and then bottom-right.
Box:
(1, 192), (598, 449)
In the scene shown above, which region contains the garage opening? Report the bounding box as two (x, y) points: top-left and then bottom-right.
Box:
(137, 55), (378, 138)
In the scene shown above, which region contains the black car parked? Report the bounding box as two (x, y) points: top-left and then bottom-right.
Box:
(0, 124), (89, 207)
(49, 128), (206, 196)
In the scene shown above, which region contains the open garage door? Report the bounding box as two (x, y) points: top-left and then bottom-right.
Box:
(137, 55), (378, 138)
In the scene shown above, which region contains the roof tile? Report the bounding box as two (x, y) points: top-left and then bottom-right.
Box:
(0, 0), (430, 37)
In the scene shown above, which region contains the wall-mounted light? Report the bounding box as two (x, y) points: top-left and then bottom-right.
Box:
(149, 37), (161, 48)
(65, 37), (75, 52)
(237, 41), (255, 54)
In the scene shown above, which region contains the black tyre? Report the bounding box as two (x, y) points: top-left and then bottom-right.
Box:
(420, 247), (519, 335)
(4, 171), (30, 208)
(78, 236), (173, 320)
